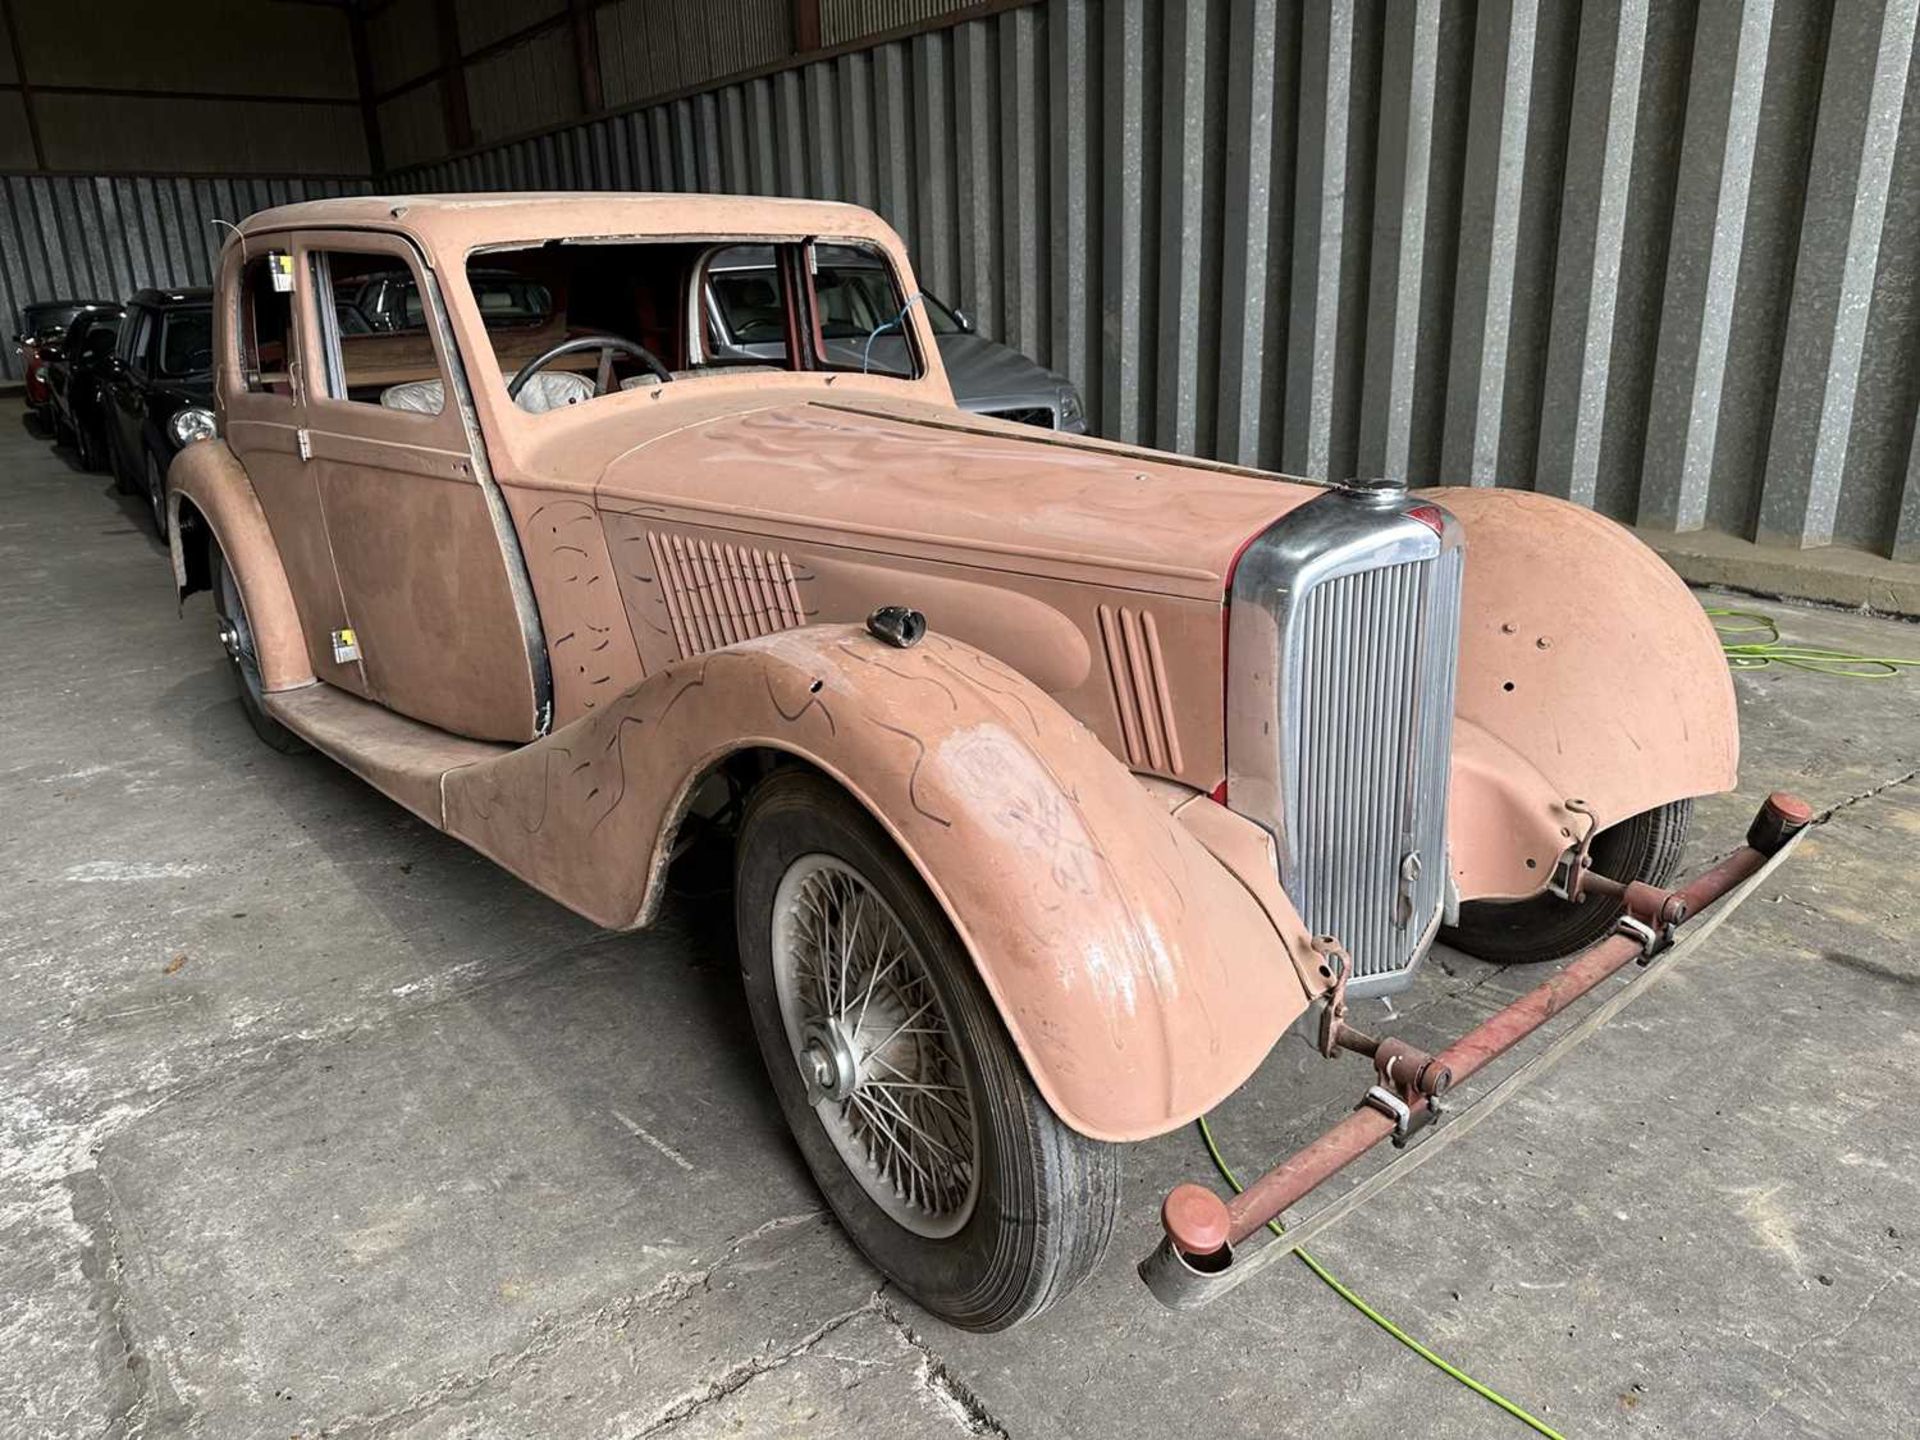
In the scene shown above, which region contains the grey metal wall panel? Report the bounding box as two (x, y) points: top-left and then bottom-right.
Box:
(466, 26), (581, 144)
(457, 0), (568, 54)
(0, 174), (367, 380)
(12, 0), (357, 98)
(369, 0), (443, 96)
(596, 0), (790, 111)
(823, 0), (980, 49)
(0, 92), (33, 170)
(386, 0), (1920, 560)
(378, 83), (451, 173)
(31, 95), (369, 177)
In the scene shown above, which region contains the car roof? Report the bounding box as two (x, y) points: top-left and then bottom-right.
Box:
(127, 287), (213, 309)
(22, 299), (114, 328)
(232, 192), (903, 257)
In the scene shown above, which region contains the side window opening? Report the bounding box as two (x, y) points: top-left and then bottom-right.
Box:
(239, 253), (296, 397)
(462, 236), (924, 413)
(158, 311), (214, 377)
(311, 248), (445, 415)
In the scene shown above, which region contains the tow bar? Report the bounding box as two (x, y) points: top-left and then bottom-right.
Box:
(1141, 791), (1814, 1310)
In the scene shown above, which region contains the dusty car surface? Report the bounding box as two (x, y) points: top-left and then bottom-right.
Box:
(168, 193), (1738, 1331)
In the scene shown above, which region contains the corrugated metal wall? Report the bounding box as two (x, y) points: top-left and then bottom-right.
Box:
(1, 175), (368, 380)
(821, 0), (986, 47)
(403, 1), (1920, 560)
(1, 0), (367, 175)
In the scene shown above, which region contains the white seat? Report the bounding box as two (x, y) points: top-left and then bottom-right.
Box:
(379, 370), (593, 416)
(512, 371), (594, 413)
(379, 378), (445, 414)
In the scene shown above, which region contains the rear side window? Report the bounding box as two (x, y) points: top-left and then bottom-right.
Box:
(310, 248), (446, 414)
(704, 241), (922, 379)
(239, 253), (296, 397)
(78, 314), (120, 355)
(158, 311), (213, 377)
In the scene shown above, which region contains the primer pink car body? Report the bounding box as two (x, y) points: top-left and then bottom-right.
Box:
(168, 194), (1737, 1328)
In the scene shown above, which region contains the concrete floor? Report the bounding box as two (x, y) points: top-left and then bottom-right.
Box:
(2, 398), (1915, 1440)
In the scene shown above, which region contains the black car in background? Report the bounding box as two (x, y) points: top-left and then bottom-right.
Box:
(15, 298), (115, 430)
(42, 305), (126, 472)
(102, 289), (215, 538)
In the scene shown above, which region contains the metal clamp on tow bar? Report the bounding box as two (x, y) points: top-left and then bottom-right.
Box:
(1358, 1085), (1439, 1148)
(1615, 914), (1665, 963)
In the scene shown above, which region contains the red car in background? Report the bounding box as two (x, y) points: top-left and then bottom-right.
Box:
(14, 299), (115, 429)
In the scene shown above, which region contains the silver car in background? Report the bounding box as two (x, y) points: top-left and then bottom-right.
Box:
(701, 244), (1086, 432)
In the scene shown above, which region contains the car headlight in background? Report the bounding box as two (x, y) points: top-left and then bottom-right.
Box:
(169, 407), (217, 447)
(1057, 388), (1084, 427)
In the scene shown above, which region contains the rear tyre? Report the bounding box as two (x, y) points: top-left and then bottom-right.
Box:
(735, 768), (1118, 1331)
(75, 415), (105, 473)
(1443, 800), (1692, 964)
(212, 545), (306, 755)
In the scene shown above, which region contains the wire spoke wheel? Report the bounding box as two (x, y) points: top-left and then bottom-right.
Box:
(216, 554), (266, 710)
(770, 854), (980, 1238)
(737, 769), (1116, 1328)
(211, 546), (305, 754)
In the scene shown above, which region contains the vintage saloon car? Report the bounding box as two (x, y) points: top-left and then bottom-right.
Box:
(169, 194), (1736, 1331)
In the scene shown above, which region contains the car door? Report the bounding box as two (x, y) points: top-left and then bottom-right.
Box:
(108, 307), (152, 475)
(292, 229), (544, 744)
(218, 238), (368, 698)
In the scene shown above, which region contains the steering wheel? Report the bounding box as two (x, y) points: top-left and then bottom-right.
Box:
(508, 333), (673, 400)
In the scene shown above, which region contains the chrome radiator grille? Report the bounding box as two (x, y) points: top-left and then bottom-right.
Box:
(1225, 484), (1465, 997)
(1285, 545), (1462, 983)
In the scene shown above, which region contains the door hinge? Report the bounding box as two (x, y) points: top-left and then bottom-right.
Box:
(297, 427), (312, 461)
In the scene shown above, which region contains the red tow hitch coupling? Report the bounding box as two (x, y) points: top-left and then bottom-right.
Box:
(1141, 792), (1814, 1311)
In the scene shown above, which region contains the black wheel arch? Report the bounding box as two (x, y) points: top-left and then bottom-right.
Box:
(173, 493), (214, 598)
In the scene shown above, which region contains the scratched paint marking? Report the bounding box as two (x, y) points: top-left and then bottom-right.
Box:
(61, 860), (206, 883)
(612, 1109), (696, 1171)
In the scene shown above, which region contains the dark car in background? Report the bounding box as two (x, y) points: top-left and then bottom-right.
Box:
(14, 299), (116, 430)
(701, 245), (1087, 431)
(42, 305), (126, 471)
(102, 288), (215, 538)
(337, 265), (553, 334)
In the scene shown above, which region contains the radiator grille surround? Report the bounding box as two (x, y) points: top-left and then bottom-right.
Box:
(1226, 487), (1465, 996)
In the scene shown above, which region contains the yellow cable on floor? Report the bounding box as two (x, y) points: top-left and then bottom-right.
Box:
(1197, 1116), (1568, 1440)
(1706, 607), (1919, 677)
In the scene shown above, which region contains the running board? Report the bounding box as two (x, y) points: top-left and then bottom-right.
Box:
(264, 682), (516, 827)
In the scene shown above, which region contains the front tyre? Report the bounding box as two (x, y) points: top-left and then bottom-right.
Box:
(735, 769), (1118, 1330)
(146, 452), (170, 540)
(1444, 800), (1692, 964)
(212, 545), (307, 755)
